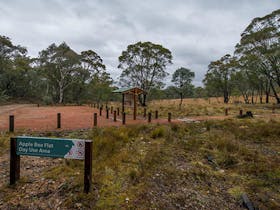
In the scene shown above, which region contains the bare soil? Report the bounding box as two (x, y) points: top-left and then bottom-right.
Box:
(0, 104), (179, 132)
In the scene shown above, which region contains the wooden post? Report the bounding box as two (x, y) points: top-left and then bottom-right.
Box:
(84, 141), (92, 193)
(106, 108), (109, 119)
(111, 106), (113, 114)
(122, 94), (125, 114)
(93, 113), (97, 127)
(272, 104), (275, 114)
(133, 90), (137, 120)
(93, 103), (96, 108)
(155, 110), (158, 119)
(10, 137), (20, 185)
(225, 108), (228, 116)
(168, 113), (171, 122)
(57, 113), (61, 129)
(117, 107), (120, 116)
(122, 112), (126, 125)
(97, 103), (99, 109)
(239, 109), (243, 116)
(143, 108), (146, 118)
(148, 112), (151, 123)
(114, 111), (117, 122)
(99, 107), (102, 116)
(9, 115), (14, 132)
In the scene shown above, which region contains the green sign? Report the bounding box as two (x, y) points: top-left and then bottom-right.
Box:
(16, 136), (85, 159)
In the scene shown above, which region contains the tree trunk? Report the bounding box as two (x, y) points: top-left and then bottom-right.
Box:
(270, 82), (280, 104)
(59, 82), (64, 104)
(224, 90), (229, 104)
(265, 92), (269, 104)
(179, 92), (183, 109)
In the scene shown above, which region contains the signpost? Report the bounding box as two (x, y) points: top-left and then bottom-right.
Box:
(10, 136), (92, 193)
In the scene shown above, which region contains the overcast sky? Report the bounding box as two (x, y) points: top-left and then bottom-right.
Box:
(0, 0), (279, 86)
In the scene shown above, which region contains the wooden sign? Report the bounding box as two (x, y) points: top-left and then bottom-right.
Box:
(10, 136), (92, 193)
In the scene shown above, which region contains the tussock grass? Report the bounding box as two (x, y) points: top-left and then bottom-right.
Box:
(2, 119), (279, 209)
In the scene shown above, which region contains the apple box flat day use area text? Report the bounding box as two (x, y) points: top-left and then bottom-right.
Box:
(16, 136), (85, 159)
(10, 136), (93, 193)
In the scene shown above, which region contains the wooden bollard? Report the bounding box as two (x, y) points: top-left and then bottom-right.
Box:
(93, 113), (97, 127)
(111, 106), (113, 114)
(117, 107), (120, 116)
(106, 108), (109, 119)
(99, 107), (102, 116)
(9, 115), (14, 132)
(168, 113), (171, 122)
(10, 137), (20, 185)
(155, 110), (158, 119)
(84, 141), (93, 193)
(114, 111), (117, 122)
(225, 108), (228, 116)
(122, 112), (126, 125)
(148, 112), (152, 123)
(57, 113), (61, 129)
(144, 108), (147, 118)
(239, 109), (243, 116)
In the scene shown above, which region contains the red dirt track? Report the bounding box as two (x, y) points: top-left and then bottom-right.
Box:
(0, 104), (178, 132)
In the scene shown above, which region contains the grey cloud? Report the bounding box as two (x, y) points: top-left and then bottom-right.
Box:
(0, 0), (279, 87)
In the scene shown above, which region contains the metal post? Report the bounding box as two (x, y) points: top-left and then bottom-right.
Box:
(148, 112), (151, 123)
(57, 113), (61, 129)
(10, 137), (20, 185)
(114, 111), (117, 122)
(9, 115), (14, 132)
(168, 113), (171, 122)
(94, 113), (97, 127)
(84, 141), (92, 193)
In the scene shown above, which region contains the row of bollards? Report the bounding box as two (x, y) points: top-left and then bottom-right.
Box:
(8, 110), (172, 132)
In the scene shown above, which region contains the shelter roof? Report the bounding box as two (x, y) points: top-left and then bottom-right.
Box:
(112, 87), (145, 95)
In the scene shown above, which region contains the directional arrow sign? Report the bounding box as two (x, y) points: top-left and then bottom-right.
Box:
(16, 136), (86, 159)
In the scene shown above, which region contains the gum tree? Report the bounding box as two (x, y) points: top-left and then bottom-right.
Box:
(118, 41), (172, 105)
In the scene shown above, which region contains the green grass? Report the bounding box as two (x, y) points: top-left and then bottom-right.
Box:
(1, 119), (279, 209)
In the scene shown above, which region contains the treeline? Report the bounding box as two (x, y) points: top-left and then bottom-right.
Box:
(0, 39), (114, 104)
(203, 9), (280, 104)
(0, 9), (279, 105)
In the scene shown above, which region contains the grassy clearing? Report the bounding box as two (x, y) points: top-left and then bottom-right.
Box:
(110, 97), (279, 120)
(1, 116), (279, 209)
(17, 120), (280, 208)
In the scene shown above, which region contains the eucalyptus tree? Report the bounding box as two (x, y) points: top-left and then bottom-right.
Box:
(172, 67), (195, 108)
(203, 54), (236, 103)
(235, 9), (280, 103)
(118, 41), (172, 105)
(38, 42), (82, 103)
(0, 35), (45, 102)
